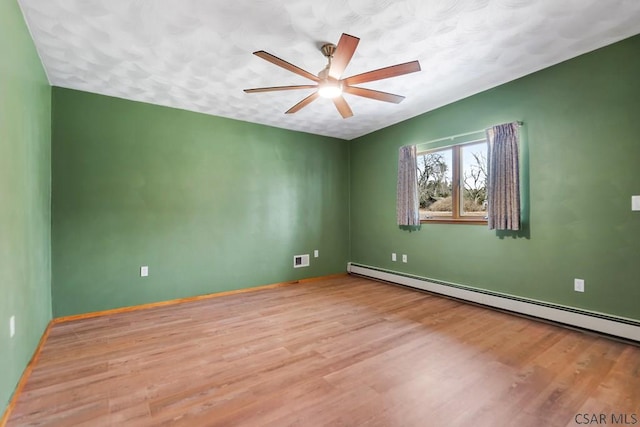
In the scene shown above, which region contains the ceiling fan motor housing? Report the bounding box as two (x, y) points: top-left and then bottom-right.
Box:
(318, 43), (338, 84)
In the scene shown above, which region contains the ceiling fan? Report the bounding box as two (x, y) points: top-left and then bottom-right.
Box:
(244, 33), (421, 119)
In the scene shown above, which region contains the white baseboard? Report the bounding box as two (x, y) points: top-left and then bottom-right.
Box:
(347, 262), (640, 342)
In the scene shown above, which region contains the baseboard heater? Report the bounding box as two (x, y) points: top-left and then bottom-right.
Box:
(347, 262), (640, 343)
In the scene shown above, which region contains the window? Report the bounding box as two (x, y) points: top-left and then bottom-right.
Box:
(417, 139), (488, 224)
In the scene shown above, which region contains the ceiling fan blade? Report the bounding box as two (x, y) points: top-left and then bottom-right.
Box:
(333, 95), (353, 119)
(244, 85), (317, 93)
(343, 60), (421, 86)
(329, 33), (360, 80)
(254, 51), (320, 82)
(286, 92), (320, 114)
(343, 86), (405, 104)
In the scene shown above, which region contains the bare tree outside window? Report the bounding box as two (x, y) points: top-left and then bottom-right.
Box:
(417, 149), (452, 218)
(418, 140), (488, 223)
(461, 143), (488, 217)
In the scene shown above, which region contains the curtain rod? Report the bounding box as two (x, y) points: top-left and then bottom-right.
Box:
(417, 121), (523, 146)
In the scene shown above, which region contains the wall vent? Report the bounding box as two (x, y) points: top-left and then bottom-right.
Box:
(293, 254), (310, 268)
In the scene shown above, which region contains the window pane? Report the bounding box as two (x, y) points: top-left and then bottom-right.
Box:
(461, 141), (488, 217)
(417, 148), (453, 219)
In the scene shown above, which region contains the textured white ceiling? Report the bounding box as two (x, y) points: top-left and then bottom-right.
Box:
(18, 0), (640, 140)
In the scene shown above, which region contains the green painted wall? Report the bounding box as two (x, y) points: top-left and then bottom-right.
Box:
(0, 0), (52, 413)
(6, 10), (639, 414)
(51, 88), (349, 316)
(350, 35), (640, 320)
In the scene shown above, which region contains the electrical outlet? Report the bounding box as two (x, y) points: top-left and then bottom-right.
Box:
(402, 254), (408, 263)
(574, 278), (584, 292)
(633, 195), (640, 211)
(314, 250), (319, 258)
(140, 266), (149, 277)
(391, 253), (397, 262)
(10, 315), (15, 338)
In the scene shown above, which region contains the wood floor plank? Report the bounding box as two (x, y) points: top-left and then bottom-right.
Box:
(6, 275), (640, 426)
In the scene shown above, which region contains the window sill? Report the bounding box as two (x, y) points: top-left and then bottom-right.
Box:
(420, 218), (488, 225)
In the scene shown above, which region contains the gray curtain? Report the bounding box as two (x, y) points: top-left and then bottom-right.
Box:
(486, 122), (520, 230)
(397, 145), (420, 226)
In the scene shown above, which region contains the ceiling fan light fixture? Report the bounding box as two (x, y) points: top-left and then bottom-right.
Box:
(318, 79), (342, 99)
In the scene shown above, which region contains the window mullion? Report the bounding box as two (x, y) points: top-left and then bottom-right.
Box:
(452, 145), (460, 219)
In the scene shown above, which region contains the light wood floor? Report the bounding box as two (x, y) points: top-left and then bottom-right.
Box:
(7, 275), (640, 426)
